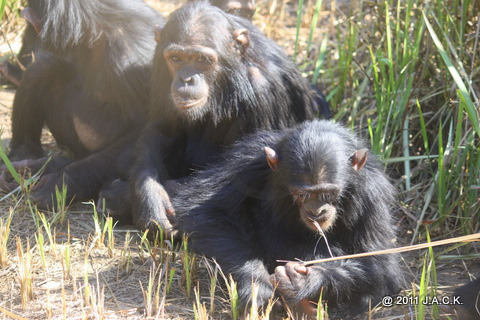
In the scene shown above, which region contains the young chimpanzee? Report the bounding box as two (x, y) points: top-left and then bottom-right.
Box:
(173, 120), (402, 318)
(0, 0), (164, 207)
(103, 2), (327, 231)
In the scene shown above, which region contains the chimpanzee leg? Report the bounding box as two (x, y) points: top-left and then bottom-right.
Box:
(9, 53), (74, 161)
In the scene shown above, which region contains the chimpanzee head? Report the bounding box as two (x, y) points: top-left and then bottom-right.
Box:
(264, 121), (368, 232)
(153, 2), (252, 123)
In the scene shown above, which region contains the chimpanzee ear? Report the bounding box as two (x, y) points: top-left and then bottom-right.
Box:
(22, 7), (42, 34)
(233, 29), (250, 54)
(349, 148), (368, 172)
(264, 147), (279, 171)
(154, 25), (163, 44)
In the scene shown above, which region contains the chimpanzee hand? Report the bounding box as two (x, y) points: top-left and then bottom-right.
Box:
(271, 262), (310, 299)
(270, 262), (318, 315)
(132, 173), (176, 235)
(98, 179), (132, 222)
(0, 60), (21, 86)
(28, 171), (80, 209)
(0, 156), (74, 209)
(0, 157), (49, 191)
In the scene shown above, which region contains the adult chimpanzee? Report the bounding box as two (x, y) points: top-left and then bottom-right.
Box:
(0, 0), (164, 208)
(187, 0), (331, 118)
(173, 120), (401, 318)
(103, 1), (325, 231)
(453, 278), (480, 320)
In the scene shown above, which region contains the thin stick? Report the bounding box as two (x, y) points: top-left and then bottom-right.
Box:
(297, 233), (480, 266)
(0, 306), (29, 320)
(312, 220), (334, 258)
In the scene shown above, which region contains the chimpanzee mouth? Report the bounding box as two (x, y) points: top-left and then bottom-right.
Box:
(302, 211), (335, 231)
(173, 95), (208, 110)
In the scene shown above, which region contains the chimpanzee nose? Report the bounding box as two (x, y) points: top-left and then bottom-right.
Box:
(181, 73), (200, 86)
(304, 202), (330, 218)
(178, 67), (199, 86)
(317, 204), (330, 216)
(182, 75), (193, 83)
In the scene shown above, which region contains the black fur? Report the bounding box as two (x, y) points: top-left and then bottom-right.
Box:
(174, 120), (402, 318)
(150, 3), (317, 132)
(2, 0), (164, 208)
(109, 2), (324, 231)
(453, 278), (480, 320)
(0, 0), (256, 86)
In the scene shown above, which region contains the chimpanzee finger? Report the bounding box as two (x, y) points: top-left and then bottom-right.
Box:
(285, 262), (309, 278)
(293, 263), (309, 275)
(158, 186), (176, 218)
(273, 265), (288, 280)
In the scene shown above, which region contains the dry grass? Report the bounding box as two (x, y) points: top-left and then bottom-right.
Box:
(0, 202), (203, 319)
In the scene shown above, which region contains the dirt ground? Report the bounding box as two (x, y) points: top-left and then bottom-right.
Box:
(0, 1), (478, 319)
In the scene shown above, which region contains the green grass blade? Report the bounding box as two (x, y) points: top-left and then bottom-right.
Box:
(384, 1), (394, 90)
(426, 230), (439, 318)
(437, 120), (446, 217)
(383, 155), (439, 164)
(293, 0), (305, 61)
(418, 254), (428, 319)
(306, 0), (323, 57)
(0, 0), (7, 20)
(0, 143), (21, 185)
(403, 118), (411, 190)
(312, 35), (328, 85)
(423, 12), (480, 137)
(416, 100), (431, 158)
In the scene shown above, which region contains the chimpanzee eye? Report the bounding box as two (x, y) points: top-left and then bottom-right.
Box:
(170, 54), (181, 63)
(292, 190), (310, 202)
(196, 55), (208, 63)
(318, 192), (338, 204)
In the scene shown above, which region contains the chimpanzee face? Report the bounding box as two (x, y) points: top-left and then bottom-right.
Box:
(156, 4), (251, 122)
(163, 44), (219, 116)
(290, 184), (341, 231)
(265, 145), (368, 232)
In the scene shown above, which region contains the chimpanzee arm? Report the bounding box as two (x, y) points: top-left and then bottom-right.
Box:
(128, 125), (180, 232)
(272, 255), (399, 316)
(182, 209), (275, 309)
